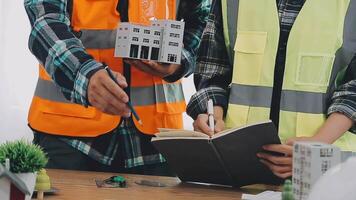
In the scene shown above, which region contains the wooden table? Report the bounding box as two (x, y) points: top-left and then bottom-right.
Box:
(34, 169), (280, 200)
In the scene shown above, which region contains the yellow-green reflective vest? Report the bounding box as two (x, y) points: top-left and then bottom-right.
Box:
(222, 0), (356, 151)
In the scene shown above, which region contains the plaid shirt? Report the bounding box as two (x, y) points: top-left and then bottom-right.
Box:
(25, 0), (210, 168)
(187, 0), (356, 132)
(60, 119), (166, 168)
(25, 0), (210, 105)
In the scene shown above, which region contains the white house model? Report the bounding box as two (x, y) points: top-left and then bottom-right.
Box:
(292, 142), (341, 200)
(115, 20), (185, 65)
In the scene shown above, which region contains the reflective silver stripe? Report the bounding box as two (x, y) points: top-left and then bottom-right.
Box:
(79, 29), (116, 49)
(222, 0), (239, 62)
(34, 79), (72, 103)
(131, 83), (185, 106)
(229, 84), (272, 107)
(226, 0), (239, 60)
(229, 84), (326, 114)
(35, 79), (184, 106)
(280, 90), (326, 114)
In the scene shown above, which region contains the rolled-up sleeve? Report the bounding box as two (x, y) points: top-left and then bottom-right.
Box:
(328, 55), (356, 133)
(187, 0), (232, 120)
(164, 0), (211, 82)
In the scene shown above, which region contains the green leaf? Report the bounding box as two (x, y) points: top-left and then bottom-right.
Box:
(0, 140), (48, 173)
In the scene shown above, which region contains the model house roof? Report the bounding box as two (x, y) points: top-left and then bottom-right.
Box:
(0, 164), (30, 195)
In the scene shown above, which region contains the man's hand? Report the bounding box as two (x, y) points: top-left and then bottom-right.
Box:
(257, 144), (293, 179)
(124, 59), (181, 78)
(257, 136), (324, 179)
(193, 106), (225, 136)
(88, 69), (131, 116)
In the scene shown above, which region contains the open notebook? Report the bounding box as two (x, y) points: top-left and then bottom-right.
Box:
(152, 121), (283, 187)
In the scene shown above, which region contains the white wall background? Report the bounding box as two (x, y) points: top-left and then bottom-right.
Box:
(0, 0), (195, 144)
(0, 0), (37, 143)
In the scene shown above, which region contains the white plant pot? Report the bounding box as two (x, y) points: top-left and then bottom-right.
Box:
(15, 172), (36, 200)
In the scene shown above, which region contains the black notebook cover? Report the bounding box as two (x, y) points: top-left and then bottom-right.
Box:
(152, 121), (282, 187)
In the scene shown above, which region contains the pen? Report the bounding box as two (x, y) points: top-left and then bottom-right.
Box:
(104, 66), (143, 125)
(207, 99), (214, 133)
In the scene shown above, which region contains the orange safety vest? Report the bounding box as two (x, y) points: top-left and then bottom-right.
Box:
(28, 0), (186, 137)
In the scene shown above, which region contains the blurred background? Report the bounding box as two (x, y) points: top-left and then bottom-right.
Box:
(0, 0), (195, 143)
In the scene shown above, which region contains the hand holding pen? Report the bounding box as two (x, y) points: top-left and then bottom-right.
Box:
(193, 99), (225, 136)
(104, 66), (143, 125)
(87, 66), (131, 117)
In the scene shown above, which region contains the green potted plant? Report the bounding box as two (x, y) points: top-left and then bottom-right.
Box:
(0, 140), (48, 200)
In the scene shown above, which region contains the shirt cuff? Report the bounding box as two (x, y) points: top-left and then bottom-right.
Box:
(164, 48), (195, 82)
(328, 99), (356, 134)
(72, 60), (104, 106)
(187, 87), (228, 120)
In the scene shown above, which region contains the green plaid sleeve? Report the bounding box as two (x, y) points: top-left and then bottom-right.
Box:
(164, 0), (211, 82)
(24, 0), (102, 106)
(328, 56), (356, 133)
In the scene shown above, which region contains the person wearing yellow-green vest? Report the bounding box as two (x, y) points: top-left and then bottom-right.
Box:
(187, 0), (356, 178)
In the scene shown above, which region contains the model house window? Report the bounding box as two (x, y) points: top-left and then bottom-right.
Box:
(132, 37), (139, 41)
(151, 47), (160, 60)
(119, 28), (123, 30)
(154, 31), (161, 36)
(130, 44), (139, 58)
(169, 33), (180, 38)
(125, 28), (128, 30)
(171, 24), (181, 29)
(133, 28), (140, 33)
(153, 40), (160, 45)
(118, 36), (122, 39)
(140, 46), (149, 59)
(167, 54), (177, 62)
(168, 42), (179, 47)
(143, 38), (149, 43)
(144, 30), (151, 34)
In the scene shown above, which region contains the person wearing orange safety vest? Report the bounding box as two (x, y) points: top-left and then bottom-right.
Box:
(24, 0), (210, 174)
(188, 0), (356, 179)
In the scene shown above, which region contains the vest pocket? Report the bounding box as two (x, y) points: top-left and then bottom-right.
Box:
(233, 31), (267, 85)
(40, 102), (97, 119)
(296, 53), (335, 88)
(295, 112), (325, 138)
(151, 79), (185, 130)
